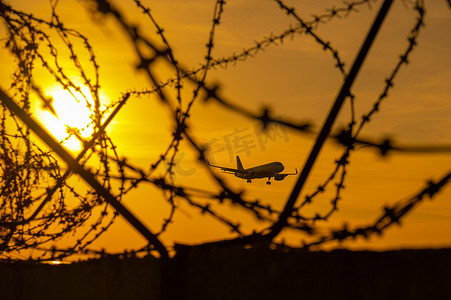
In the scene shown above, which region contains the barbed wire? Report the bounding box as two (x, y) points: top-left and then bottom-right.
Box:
(296, 170), (451, 250)
(288, 0), (426, 226)
(0, 0), (450, 261)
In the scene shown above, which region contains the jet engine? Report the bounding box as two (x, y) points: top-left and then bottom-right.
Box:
(274, 174), (288, 181)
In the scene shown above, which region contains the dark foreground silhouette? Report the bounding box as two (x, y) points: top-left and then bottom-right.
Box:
(1, 247), (450, 300)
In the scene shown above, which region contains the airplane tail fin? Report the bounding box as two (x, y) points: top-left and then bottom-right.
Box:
(236, 156), (244, 171)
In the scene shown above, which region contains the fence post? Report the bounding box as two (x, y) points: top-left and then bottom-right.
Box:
(0, 88), (169, 259)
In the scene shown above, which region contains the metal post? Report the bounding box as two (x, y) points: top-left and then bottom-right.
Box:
(0, 88), (169, 259)
(269, 0), (395, 238)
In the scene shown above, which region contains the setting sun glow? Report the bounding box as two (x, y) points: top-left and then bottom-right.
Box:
(36, 84), (110, 152)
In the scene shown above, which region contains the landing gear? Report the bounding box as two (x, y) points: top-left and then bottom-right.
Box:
(247, 179), (252, 183)
(266, 177), (272, 185)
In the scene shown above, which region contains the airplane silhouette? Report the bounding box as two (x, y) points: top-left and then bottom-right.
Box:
(208, 156), (297, 185)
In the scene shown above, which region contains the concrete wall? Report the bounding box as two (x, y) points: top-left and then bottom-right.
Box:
(0, 255), (161, 300)
(1, 248), (450, 300)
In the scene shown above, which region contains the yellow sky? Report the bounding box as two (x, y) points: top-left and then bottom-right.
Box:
(1, 0), (450, 256)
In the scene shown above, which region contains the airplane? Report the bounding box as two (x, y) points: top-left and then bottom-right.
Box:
(207, 156), (297, 185)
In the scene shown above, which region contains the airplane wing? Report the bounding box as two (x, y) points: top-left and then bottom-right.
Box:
(207, 160), (246, 174)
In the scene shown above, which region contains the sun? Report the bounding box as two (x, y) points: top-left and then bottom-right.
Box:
(35, 83), (111, 152)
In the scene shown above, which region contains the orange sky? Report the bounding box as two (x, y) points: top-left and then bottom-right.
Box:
(1, 0), (450, 256)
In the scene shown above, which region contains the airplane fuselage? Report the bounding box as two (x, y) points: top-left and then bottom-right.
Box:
(207, 156), (296, 185)
(235, 162), (284, 179)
